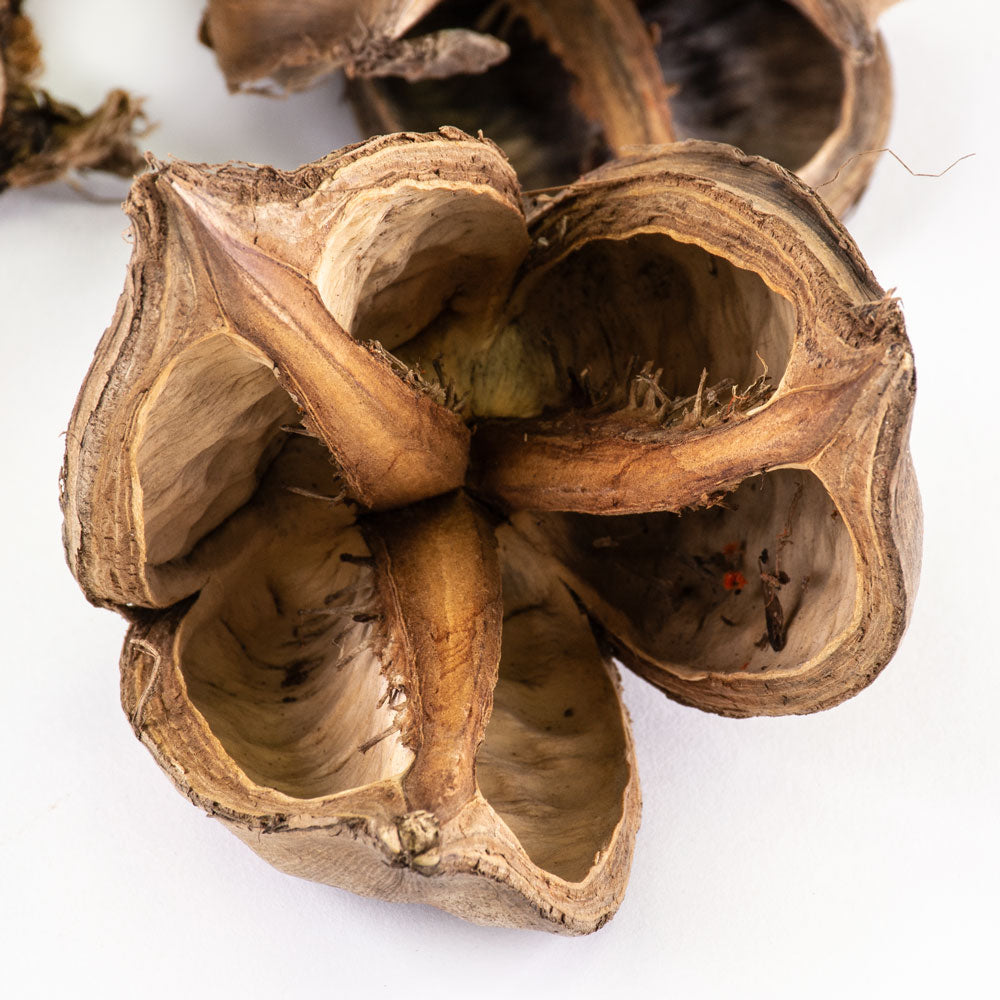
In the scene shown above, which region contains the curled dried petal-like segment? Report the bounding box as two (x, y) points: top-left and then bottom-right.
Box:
(64, 132), (917, 930)
(345, 0), (895, 212)
(118, 443), (637, 933)
(508, 0), (677, 153)
(0, 0), (144, 191)
(62, 129), (528, 609)
(469, 142), (920, 715)
(639, 0), (896, 215)
(199, 0), (508, 93)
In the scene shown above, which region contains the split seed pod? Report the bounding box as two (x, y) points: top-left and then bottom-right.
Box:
(0, 0), (144, 191)
(200, 0), (896, 215)
(63, 130), (919, 932)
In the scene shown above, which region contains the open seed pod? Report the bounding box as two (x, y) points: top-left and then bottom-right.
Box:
(350, 0), (897, 214)
(63, 130), (919, 931)
(199, 0), (896, 215)
(0, 0), (144, 191)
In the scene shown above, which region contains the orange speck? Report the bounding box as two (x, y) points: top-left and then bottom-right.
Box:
(723, 571), (747, 591)
(739, 661), (750, 671)
(722, 541), (741, 556)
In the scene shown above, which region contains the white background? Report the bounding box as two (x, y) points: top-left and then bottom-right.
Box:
(2, 1), (997, 997)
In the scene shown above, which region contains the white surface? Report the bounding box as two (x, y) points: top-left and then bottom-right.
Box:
(1, 2), (997, 997)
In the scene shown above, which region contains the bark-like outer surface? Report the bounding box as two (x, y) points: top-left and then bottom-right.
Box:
(63, 131), (919, 931)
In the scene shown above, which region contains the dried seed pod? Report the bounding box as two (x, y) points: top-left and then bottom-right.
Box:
(199, 0), (896, 214)
(351, 0), (896, 213)
(0, 0), (144, 191)
(63, 130), (919, 931)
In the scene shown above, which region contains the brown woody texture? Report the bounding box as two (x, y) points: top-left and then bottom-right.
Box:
(63, 130), (920, 932)
(201, 0), (896, 214)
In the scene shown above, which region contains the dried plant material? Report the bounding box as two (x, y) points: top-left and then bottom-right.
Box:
(0, 1), (144, 191)
(506, 0), (677, 153)
(642, 0), (897, 215)
(350, 0), (896, 212)
(199, 0), (895, 212)
(63, 131), (919, 930)
(199, 0), (508, 93)
(350, 28), (510, 82)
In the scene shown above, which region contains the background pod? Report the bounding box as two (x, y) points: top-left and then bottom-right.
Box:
(199, 0), (896, 214)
